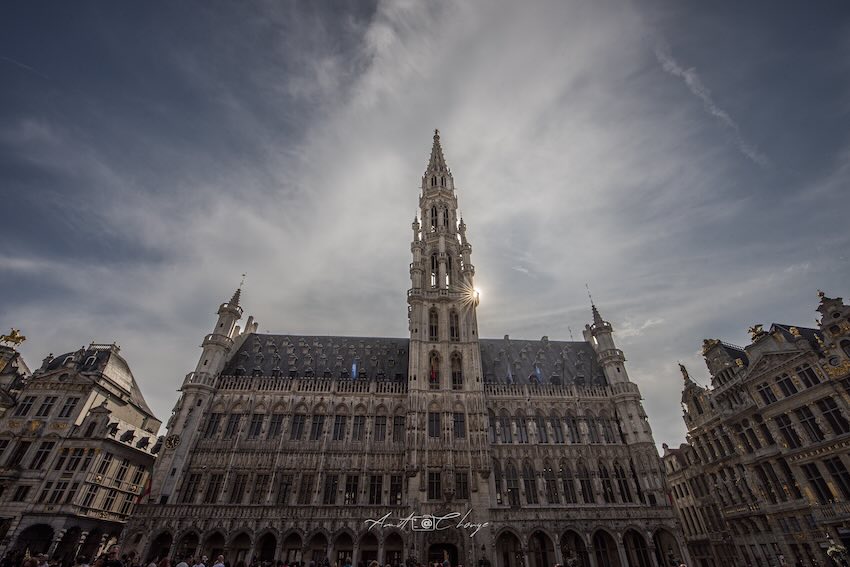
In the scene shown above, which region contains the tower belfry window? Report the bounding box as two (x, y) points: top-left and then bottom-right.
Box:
(451, 353), (463, 390)
(441, 176), (446, 187)
(430, 206), (437, 231)
(429, 308), (439, 341)
(431, 254), (438, 287)
(446, 255), (453, 286)
(449, 310), (460, 341)
(431, 176), (437, 187)
(429, 351), (440, 389)
(443, 206), (449, 227)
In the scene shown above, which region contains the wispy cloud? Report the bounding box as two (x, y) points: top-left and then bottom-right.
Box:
(654, 40), (770, 167)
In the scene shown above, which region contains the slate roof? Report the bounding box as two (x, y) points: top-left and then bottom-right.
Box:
(222, 333), (608, 387)
(771, 324), (825, 350)
(222, 334), (411, 381)
(479, 337), (606, 386)
(43, 345), (155, 417)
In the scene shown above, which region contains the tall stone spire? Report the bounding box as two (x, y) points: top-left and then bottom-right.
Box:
(425, 129), (450, 176)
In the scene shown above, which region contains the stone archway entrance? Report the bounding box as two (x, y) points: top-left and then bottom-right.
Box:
(652, 529), (682, 567)
(54, 526), (82, 565)
(147, 532), (173, 563)
(560, 531), (589, 567)
(384, 532), (404, 566)
(528, 531), (554, 567)
(257, 533), (277, 562)
(13, 524), (54, 555)
(427, 543), (458, 567)
(203, 532), (226, 561)
(495, 532), (523, 567)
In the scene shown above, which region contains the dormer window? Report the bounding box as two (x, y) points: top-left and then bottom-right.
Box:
(84, 355), (97, 367)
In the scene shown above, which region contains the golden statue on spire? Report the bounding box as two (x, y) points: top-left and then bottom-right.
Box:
(0, 328), (26, 347)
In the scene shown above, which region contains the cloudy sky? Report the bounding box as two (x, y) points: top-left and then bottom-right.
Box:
(2, 1), (849, 448)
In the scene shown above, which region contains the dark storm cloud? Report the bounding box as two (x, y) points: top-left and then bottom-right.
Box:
(2, 1), (849, 447)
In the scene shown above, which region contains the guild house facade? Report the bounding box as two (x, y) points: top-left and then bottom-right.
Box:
(664, 292), (850, 567)
(0, 339), (161, 562)
(123, 132), (686, 567)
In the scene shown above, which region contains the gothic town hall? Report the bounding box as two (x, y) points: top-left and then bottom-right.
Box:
(123, 132), (687, 567)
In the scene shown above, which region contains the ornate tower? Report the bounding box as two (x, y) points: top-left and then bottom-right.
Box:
(150, 288), (245, 502)
(406, 130), (491, 526)
(584, 303), (655, 445)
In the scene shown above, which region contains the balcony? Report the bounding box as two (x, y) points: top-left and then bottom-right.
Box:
(813, 501), (850, 523)
(202, 333), (233, 349)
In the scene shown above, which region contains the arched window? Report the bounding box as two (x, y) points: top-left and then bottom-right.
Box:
(429, 308), (439, 341)
(536, 413), (549, 443)
(430, 206), (438, 230)
(516, 412), (529, 444)
(442, 206), (449, 227)
(440, 176), (446, 187)
(560, 461), (577, 503)
(451, 353), (462, 390)
(542, 461), (559, 504)
(505, 462), (520, 507)
(602, 418), (616, 444)
(499, 410), (513, 443)
(599, 462), (615, 503)
(431, 176), (437, 187)
(449, 310), (460, 342)
(522, 460), (538, 504)
(566, 415), (580, 443)
(488, 410), (497, 444)
(446, 255), (453, 286)
(577, 461), (594, 504)
(630, 459), (645, 503)
(492, 459), (503, 505)
(428, 351), (440, 390)
(85, 421), (97, 437)
(586, 415), (601, 443)
(550, 414), (565, 444)
(614, 461), (632, 503)
(430, 254), (438, 287)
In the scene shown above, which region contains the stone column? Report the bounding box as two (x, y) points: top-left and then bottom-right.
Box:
(378, 539), (385, 565)
(521, 547), (530, 567)
(553, 544), (563, 567)
(675, 533), (693, 567)
(615, 534), (629, 567)
(644, 532), (660, 567)
(78, 532), (90, 560)
(48, 530), (66, 557)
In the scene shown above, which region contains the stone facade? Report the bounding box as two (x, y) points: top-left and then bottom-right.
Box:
(124, 132), (686, 567)
(663, 292), (850, 567)
(0, 343), (161, 563)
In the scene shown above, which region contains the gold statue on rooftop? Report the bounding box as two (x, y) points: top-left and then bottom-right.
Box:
(0, 329), (26, 347)
(748, 324), (766, 341)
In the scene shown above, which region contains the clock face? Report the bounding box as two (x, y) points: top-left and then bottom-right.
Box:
(165, 435), (181, 449)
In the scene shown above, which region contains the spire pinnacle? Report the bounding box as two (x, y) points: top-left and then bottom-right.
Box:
(679, 362), (694, 384)
(228, 273), (245, 307)
(586, 284), (605, 326)
(425, 129), (450, 177)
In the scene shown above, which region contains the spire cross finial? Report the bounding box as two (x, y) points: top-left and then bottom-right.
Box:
(585, 283), (594, 305)
(240, 273), (246, 287)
